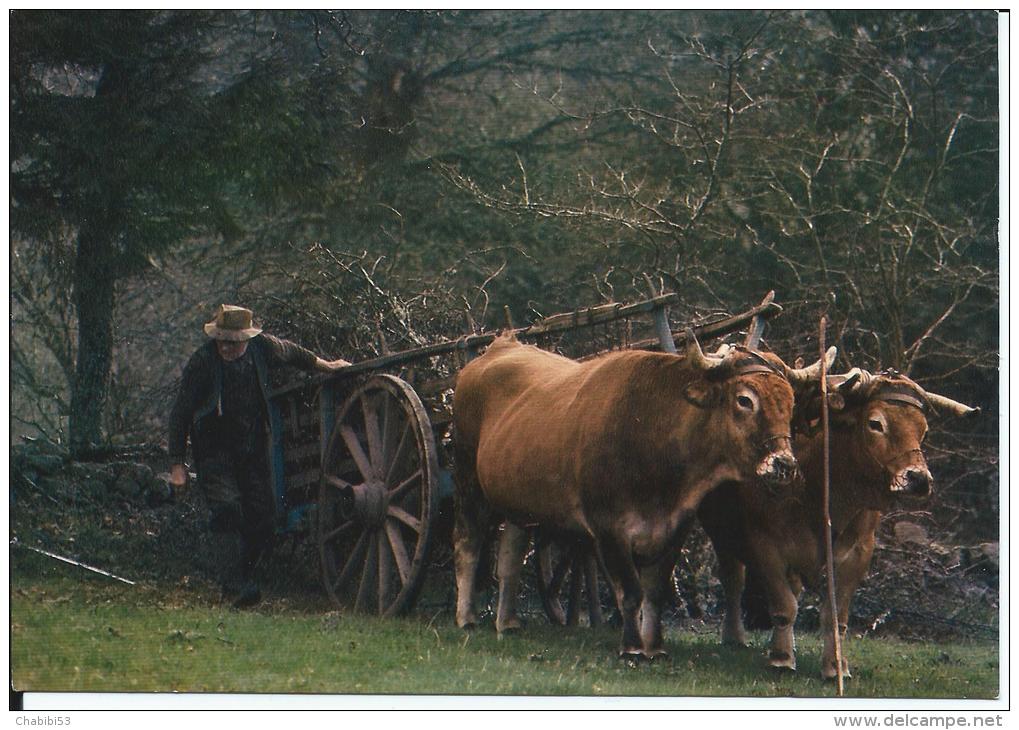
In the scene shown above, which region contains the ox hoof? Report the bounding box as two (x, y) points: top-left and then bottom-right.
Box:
(821, 659), (852, 681)
(496, 618), (523, 635)
(456, 614), (479, 631)
(767, 651), (797, 672)
(722, 633), (749, 648)
(643, 649), (669, 663)
(619, 649), (646, 664)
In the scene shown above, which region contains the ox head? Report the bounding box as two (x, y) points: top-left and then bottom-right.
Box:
(822, 368), (978, 500)
(681, 331), (836, 486)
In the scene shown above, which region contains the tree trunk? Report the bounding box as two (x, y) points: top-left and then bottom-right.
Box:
(68, 59), (127, 457)
(68, 223), (116, 456)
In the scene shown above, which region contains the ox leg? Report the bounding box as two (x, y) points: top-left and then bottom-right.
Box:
(637, 557), (674, 661)
(495, 521), (528, 635)
(821, 516), (877, 680)
(820, 559), (859, 681)
(819, 598), (851, 682)
(718, 555), (748, 647)
(765, 585), (799, 671)
(453, 470), (491, 630)
(755, 550), (799, 671)
(597, 537), (644, 659)
(453, 525), (486, 629)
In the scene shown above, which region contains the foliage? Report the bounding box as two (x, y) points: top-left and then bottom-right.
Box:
(9, 11), (998, 582)
(10, 10), (363, 451)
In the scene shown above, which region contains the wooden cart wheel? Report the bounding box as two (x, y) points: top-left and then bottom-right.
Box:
(318, 374), (439, 616)
(534, 531), (611, 627)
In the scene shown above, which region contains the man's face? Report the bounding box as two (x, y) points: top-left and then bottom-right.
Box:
(216, 339), (249, 362)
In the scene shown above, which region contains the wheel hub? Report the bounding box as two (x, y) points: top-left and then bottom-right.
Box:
(342, 481), (389, 527)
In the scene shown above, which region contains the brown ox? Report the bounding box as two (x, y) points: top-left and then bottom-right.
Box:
(694, 368), (978, 678)
(452, 330), (834, 659)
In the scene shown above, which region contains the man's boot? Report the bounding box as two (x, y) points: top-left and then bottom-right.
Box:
(211, 532), (245, 599)
(232, 533), (265, 608)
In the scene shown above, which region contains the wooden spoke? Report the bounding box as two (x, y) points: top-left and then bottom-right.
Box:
(388, 468), (422, 500)
(548, 550), (571, 598)
(387, 504), (422, 533)
(321, 518), (356, 545)
(378, 528), (393, 613)
(334, 530), (369, 593)
(566, 556), (583, 626)
(355, 532), (379, 613)
(379, 391), (393, 465)
(584, 553), (604, 626)
(535, 532), (610, 627)
(384, 423), (412, 485)
(340, 425), (375, 482)
(362, 394), (384, 470)
(384, 520), (412, 586)
(322, 474), (354, 492)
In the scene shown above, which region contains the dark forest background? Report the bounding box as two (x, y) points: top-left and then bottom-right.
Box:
(11, 10), (998, 550)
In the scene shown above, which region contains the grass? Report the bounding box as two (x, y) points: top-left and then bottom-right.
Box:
(11, 556), (999, 699)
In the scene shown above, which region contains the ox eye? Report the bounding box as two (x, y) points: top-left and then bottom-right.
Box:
(736, 395), (754, 411)
(868, 418), (884, 433)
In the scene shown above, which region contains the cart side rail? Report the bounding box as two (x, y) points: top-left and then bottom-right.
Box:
(268, 292), (781, 401)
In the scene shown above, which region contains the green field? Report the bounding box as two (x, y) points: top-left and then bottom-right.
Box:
(10, 569), (998, 699)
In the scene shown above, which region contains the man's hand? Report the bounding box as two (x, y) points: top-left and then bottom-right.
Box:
(316, 357), (352, 373)
(169, 464), (188, 496)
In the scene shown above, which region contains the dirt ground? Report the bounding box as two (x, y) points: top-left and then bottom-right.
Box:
(9, 438), (1000, 642)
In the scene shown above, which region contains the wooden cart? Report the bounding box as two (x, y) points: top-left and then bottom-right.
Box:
(264, 291), (782, 618)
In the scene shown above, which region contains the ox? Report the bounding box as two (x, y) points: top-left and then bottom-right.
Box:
(695, 368), (978, 678)
(452, 330), (834, 659)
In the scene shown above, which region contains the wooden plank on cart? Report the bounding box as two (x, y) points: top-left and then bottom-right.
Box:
(270, 292), (779, 401)
(269, 294), (681, 400)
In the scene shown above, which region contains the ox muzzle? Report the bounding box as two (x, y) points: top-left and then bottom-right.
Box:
(888, 449), (933, 498)
(756, 434), (798, 485)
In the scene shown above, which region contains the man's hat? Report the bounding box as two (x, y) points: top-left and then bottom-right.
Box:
(204, 304), (262, 341)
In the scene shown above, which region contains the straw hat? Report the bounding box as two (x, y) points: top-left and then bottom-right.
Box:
(203, 304), (262, 341)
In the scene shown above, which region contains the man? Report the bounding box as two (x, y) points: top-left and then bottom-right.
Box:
(169, 304), (349, 607)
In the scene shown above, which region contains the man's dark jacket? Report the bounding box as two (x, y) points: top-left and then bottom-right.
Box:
(168, 334), (319, 464)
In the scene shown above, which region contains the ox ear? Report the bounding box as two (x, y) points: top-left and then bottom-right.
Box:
(683, 380), (717, 408)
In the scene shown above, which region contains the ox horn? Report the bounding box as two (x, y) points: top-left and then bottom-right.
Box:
(832, 367), (874, 394)
(922, 391), (980, 418)
(684, 329), (730, 371)
(786, 346), (838, 385)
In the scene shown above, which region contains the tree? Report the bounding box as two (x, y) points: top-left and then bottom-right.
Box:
(435, 9), (998, 533)
(439, 11), (998, 374)
(10, 10), (361, 453)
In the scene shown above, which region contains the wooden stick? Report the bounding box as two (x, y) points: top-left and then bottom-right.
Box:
(12, 538), (136, 585)
(819, 316), (844, 696)
(744, 290), (775, 349)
